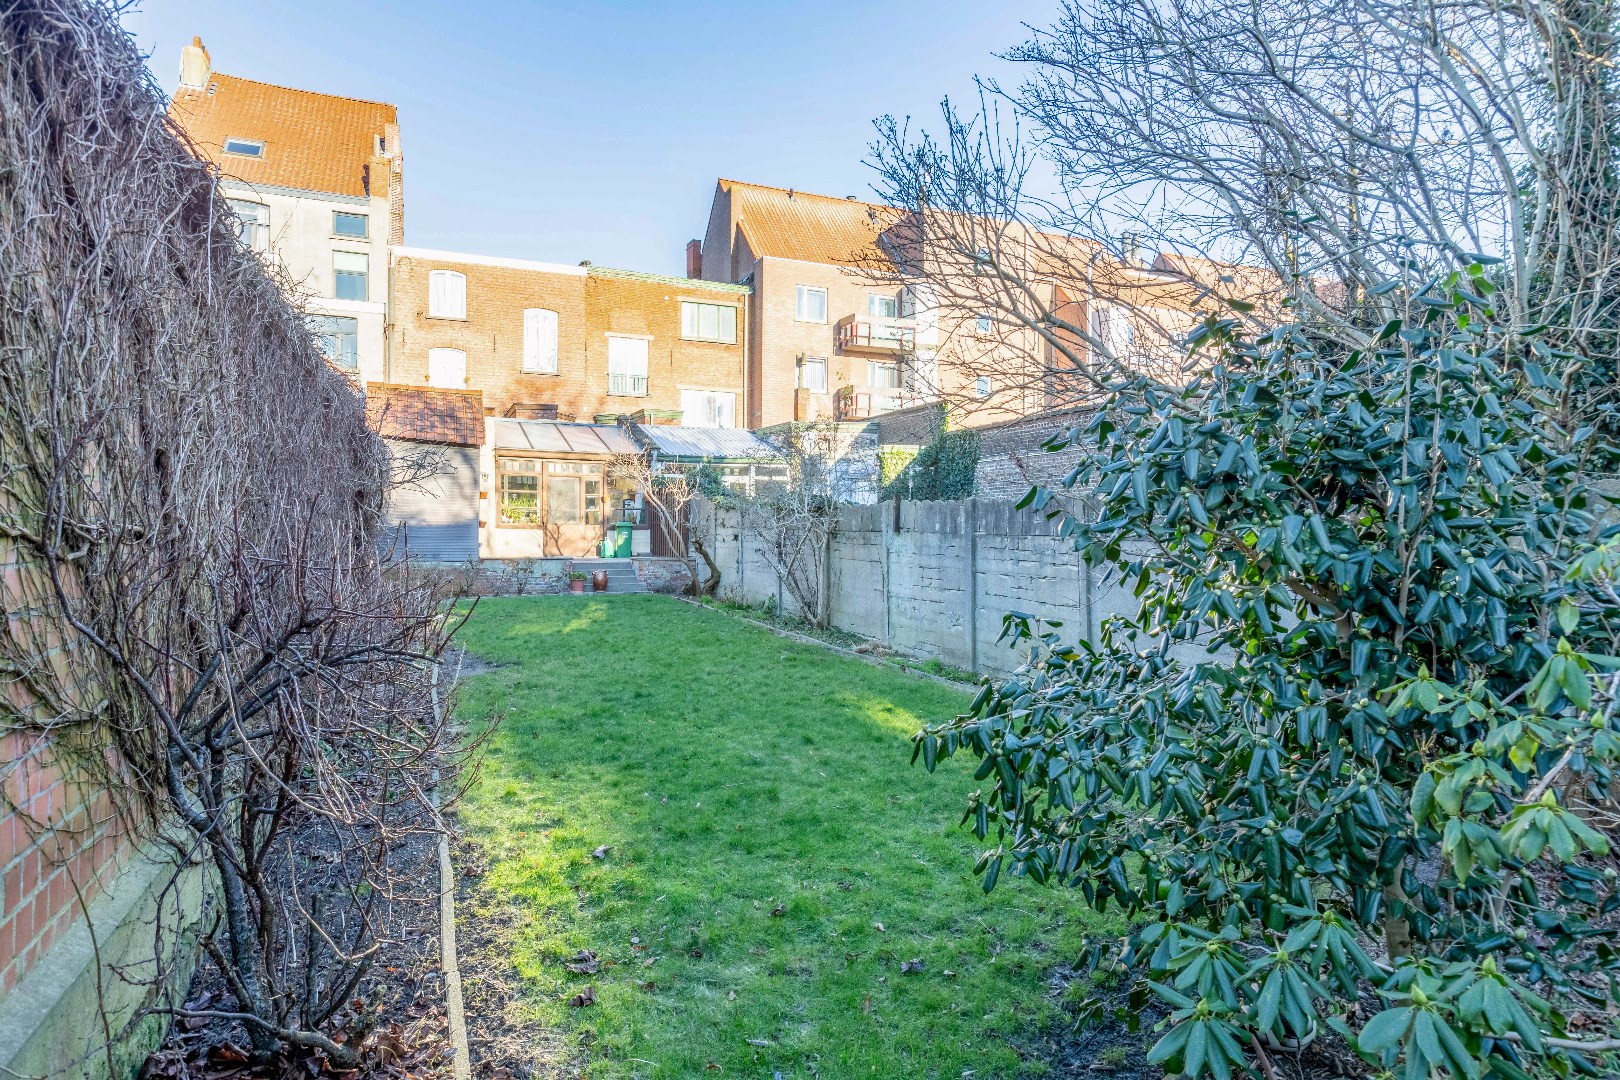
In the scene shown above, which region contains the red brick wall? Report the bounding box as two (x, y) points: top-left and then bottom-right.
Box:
(388, 253), (749, 424)
(0, 540), (128, 995)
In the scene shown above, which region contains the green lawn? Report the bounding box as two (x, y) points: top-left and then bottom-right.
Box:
(453, 595), (1119, 1079)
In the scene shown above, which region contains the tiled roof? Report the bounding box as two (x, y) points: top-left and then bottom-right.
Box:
(720, 179), (896, 267)
(366, 385), (484, 447)
(169, 73), (396, 198)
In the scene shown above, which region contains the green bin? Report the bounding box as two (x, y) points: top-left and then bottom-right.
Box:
(611, 520), (635, 558)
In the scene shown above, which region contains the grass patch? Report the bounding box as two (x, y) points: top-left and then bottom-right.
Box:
(453, 595), (1121, 1078)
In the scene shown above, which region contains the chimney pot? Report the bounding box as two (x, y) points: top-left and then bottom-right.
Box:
(179, 35), (211, 91)
(685, 239), (702, 279)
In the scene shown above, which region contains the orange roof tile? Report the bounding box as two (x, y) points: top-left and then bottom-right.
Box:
(169, 73), (396, 198)
(720, 179), (896, 267)
(365, 385), (484, 447)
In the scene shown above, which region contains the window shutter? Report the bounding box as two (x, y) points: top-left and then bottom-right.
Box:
(523, 309), (558, 373)
(429, 270), (466, 318)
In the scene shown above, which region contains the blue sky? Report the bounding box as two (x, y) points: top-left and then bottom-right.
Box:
(122, 1), (1050, 277)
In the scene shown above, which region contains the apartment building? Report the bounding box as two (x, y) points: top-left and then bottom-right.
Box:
(386, 249), (750, 427)
(168, 37), (402, 383)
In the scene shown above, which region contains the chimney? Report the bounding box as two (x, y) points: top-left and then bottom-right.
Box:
(179, 36), (210, 90)
(685, 239), (702, 279)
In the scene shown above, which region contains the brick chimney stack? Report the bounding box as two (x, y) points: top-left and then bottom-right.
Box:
(179, 35), (210, 90)
(685, 239), (702, 279)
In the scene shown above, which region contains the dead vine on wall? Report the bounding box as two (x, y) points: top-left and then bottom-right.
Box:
(0, 0), (472, 1065)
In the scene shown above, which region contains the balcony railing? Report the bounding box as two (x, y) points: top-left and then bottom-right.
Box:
(608, 373), (648, 397)
(834, 385), (920, 420)
(835, 315), (916, 353)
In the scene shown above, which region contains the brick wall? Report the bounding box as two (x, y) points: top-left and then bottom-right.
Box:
(389, 252), (749, 424)
(0, 536), (127, 996)
(973, 407), (1096, 502)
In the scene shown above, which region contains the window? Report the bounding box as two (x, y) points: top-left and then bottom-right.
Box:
(869, 294), (899, 319)
(223, 137), (264, 158)
(311, 315), (358, 370)
(680, 390), (737, 429)
(523, 308), (559, 373)
(797, 356), (827, 393)
(497, 460), (603, 527)
(975, 375), (992, 398)
(795, 285), (827, 323)
(1092, 304), (1136, 357)
(333, 212), (368, 238)
(427, 347), (466, 388)
(975, 313), (993, 335)
(227, 199), (267, 251)
(333, 251), (369, 301)
(869, 361), (900, 389)
(680, 301), (738, 343)
(607, 336), (649, 396)
(497, 458), (541, 526)
(428, 270), (466, 319)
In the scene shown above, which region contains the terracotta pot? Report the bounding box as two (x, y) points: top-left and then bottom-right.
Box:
(591, 570), (609, 592)
(569, 578), (586, 593)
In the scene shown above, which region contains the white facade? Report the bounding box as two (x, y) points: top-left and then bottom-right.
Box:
(219, 179), (391, 384)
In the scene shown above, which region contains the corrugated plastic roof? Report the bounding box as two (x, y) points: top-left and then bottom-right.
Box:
(640, 427), (781, 461)
(721, 179), (896, 267)
(170, 73), (396, 198)
(491, 421), (638, 456)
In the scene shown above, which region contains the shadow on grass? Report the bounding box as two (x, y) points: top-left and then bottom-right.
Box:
(451, 595), (1124, 1080)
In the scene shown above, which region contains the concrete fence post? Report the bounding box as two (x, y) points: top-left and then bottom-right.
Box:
(967, 498), (979, 673)
(883, 497), (895, 645)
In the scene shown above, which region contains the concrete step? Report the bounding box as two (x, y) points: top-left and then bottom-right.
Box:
(568, 559), (646, 594)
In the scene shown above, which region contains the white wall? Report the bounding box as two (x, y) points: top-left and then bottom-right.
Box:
(219, 180), (391, 383)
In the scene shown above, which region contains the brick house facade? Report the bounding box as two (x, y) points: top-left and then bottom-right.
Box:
(387, 249), (749, 427)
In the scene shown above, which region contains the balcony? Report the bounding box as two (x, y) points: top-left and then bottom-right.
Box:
(835, 385), (917, 420)
(835, 315), (915, 354)
(608, 373), (648, 397)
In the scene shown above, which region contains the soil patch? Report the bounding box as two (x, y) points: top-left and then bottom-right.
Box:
(142, 820), (451, 1080)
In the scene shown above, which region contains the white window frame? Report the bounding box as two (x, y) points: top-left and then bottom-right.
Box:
(680, 301), (738, 344)
(333, 211), (368, 239)
(797, 356), (828, 393)
(333, 250), (369, 302)
(427, 348), (467, 389)
(975, 375), (992, 398)
(606, 334), (650, 397)
(679, 389), (737, 429)
(868, 361), (900, 389)
(522, 308), (559, 374)
(869, 294), (899, 319)
(227, 199), (268, 252)
(795, 285), (828, 323)
(428, 270), (467, 319)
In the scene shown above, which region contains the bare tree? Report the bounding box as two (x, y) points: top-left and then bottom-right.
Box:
(0, 1), (474, 1068)
(867, 0), (1620, 415)
(732, 430), (842, 629)
(607, 453), (711, 595)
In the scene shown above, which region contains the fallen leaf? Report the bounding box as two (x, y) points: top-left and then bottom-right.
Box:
(592, 845), (611, 860)
(770, 904), (786, 917)
(565, 958), (600, 974)
(900, 958), (925, 974)
(837, 881), (852, 890)
(705, 1062), (721, 1071)
(569, 949), (598, 963)
(636, 980), (657, 992)
(210, 1044), (247, 1065)
(642, 956), (658, 967)
(567, 986), (596, 1008)
(745, 1038), (775, 1048)
(727, 990), (737, 1000)
(872, 922), (885, 932)
(861, 996), (872, 1014)
(943, 969), (958, 978)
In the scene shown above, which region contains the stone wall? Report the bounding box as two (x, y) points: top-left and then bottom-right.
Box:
(692, 496), (1131, 676)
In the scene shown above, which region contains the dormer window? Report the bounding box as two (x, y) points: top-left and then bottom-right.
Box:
(223, 137), (264, 158)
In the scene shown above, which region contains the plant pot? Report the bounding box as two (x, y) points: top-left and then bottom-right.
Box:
(591, 570), (609, 592)
(569, 579), (586, 594)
